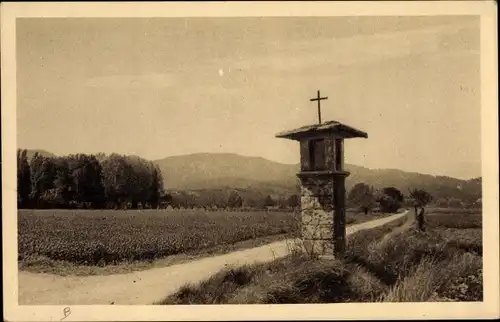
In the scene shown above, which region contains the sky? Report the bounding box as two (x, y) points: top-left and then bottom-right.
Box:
(16, 16), (481, 179)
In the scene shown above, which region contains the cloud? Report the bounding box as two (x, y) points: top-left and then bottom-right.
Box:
(85, 73), (175, 88)
(231, 19), (479, 75)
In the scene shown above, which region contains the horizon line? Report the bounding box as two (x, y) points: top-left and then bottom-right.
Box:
(18, 147), (481, 181)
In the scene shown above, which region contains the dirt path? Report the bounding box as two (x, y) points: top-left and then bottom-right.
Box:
(376, 209), (415, 248)
(18, 210), (409, 305)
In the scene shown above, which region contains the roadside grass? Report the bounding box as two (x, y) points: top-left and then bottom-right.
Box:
(161, 211), (483, 304)
(346, 211), (394, 225)
(160, 254), (386, 304)
(18, 209), (391, 276)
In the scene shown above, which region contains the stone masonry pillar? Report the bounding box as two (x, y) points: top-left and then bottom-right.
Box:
(299, 173), (348, 258)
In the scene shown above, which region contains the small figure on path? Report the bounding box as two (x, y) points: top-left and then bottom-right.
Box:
(417, 207), (425, 231)
(409, 188), (433, 232)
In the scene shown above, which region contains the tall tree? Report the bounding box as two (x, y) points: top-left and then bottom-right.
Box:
(101, 154), (129, 209)
(52, 157), (74, 207)
(30, 153), (57, 207)
(67, 154), (105, 208)
(101, 154), (162, 209)
(17, 149), (32, 208)
(376, 187), (404, 213)
(348, 183), (376, 214)
(125, 156), (149, 208)
(149, 165), (164, 209)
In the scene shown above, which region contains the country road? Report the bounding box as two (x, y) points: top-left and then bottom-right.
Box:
(18, 210), (409, 305)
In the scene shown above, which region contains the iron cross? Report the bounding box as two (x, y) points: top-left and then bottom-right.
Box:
(310, 90), (328, 124)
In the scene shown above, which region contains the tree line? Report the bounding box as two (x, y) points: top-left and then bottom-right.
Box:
(347, 182), (434, 214)
(347, 183), (436, 231)
(164, 191), (300, 211)
(17, 150), (164, 209)
(346, 181), (480, 213)
(17, 149), (300, 211)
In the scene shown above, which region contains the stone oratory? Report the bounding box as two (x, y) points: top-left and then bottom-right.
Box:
(275, 90), (368, 258)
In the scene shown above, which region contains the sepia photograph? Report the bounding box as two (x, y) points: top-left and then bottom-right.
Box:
(2, 1), (499, 321)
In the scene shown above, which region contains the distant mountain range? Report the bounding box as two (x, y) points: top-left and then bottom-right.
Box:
(21, 150), (482, 202)
(154, 153), (298, 189)
(153, 153), (481, 202)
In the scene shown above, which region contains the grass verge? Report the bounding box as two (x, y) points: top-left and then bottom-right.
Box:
(160, 212), (482, 304)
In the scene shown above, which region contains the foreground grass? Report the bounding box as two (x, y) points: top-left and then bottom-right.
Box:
(161, 212), (482, 304)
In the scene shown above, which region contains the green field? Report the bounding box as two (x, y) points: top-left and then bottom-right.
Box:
(18, 209), (298, 266)
(18, 208), (390, 275)
(162, 210), (483, 304)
